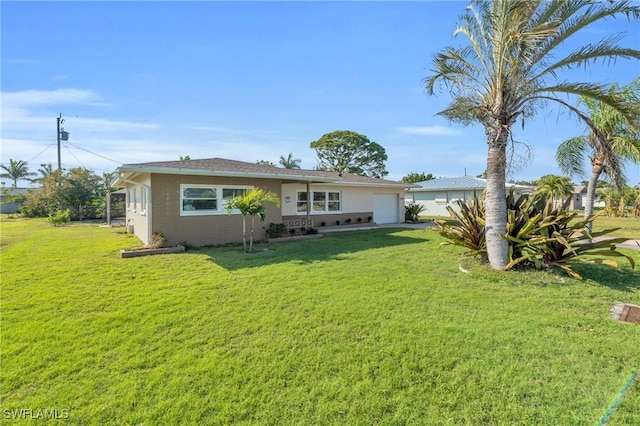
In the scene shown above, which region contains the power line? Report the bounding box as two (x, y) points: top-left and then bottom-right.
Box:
(64, 141), (123, 165)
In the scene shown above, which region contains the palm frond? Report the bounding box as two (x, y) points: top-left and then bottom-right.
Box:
(556, 137), (588, 177)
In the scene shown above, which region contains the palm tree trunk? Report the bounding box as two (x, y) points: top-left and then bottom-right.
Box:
(485, 139), (509, 270)
(241, 215), (247, 252)
(249, 216), (255, 253)
(584, 165), (603, 234)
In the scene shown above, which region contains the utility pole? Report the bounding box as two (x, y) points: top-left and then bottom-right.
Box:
(57, 113), (62, 177)
(56, 113), (69, 184)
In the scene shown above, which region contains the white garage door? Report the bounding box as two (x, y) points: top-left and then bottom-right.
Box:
(373, 194), (399, 224)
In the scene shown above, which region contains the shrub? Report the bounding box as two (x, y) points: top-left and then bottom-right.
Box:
(503, 195), (634, 279)
(306, 227), (318, 235)
(148, 232), (167, 249)
(266, 222), (288, 238)
(435, 196), (486, 258)
(436, 190), (635, 279)
(405, 203), (426, 222)
(48, 209), (70, 226)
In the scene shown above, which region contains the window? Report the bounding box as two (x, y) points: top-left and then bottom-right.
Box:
(328, 191), (341, 211)
(313, 192), (326, 212)
(297, 192), (308, 213)
(132, 188), (137, 212)
(141, 187), (148, 215)
(180, 185), (251, 215)
(298, 191), (341, 213)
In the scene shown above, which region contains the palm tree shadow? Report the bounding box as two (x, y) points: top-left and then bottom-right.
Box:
(199, 228), (429, 271)
(573, 262), (640, 292)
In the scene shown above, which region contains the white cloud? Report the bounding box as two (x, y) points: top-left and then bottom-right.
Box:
(396, 125), (460, 136)
(2, 88), (98, 107)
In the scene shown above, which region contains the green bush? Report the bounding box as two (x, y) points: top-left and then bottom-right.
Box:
(435, 196), (486, 258)
(436, 190), (634, 279)
(48, 209), (70, 226)
(265, 223), (288, 238)
(404, 203), (426, 222)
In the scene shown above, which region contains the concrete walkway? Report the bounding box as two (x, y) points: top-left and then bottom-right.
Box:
(317, 221), (640, 250)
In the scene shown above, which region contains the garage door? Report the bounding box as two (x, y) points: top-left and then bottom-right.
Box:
(373, 194), (399, 224)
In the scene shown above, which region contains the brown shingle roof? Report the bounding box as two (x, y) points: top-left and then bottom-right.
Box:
(118, 157), (412, 187)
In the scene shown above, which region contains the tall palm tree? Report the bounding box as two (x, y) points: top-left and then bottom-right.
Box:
(0, 159), (36, 187)
(279, 153), (302, 169)
(226, 187), (280, 252)
(424, 0), (640, 270)
(534, 174), (574, 208)
(556, 79), (640, 231)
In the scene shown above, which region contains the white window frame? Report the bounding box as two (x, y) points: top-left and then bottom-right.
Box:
(180, 184), (252, 216)
(140, 186), (148, 216)
(297, 190), (341, 214)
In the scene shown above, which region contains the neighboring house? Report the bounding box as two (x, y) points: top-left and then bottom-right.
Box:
(405, 176), (534, 217)
(569, 185), (586, 210)
(0, 187), (37, 214)
(113, 158), (413, 246)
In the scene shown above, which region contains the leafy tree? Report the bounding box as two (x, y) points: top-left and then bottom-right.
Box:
(226, 187), (280, 253)
(402, 172), (434, 183)
(534, 174), (574, 208)
(556, 78), (640, 231)
(21, 167), (105, 220)
(279, 153), (302, 169)
(58, 167), (103, 220)
(179, 155), (191, 160)
(0, 159), (36, 187)
(310, 130), (388, 178)
(424, 1), (640, 270)
(256, 160), (276, 167)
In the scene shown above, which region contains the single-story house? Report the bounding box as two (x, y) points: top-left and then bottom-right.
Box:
(0, 187), (37, 214)
(405, 176), (535, 217)
(113, 158), (414, 246)
(569, 185), (586, 210)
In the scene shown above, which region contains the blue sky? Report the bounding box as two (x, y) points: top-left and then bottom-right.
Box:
(2, 1), (639, 186)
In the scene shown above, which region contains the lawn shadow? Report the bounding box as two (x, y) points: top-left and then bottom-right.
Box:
(198, 228), (430, 271)
(573, 262), (640, 292)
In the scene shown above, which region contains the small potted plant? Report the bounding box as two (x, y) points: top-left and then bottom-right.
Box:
(346, 218), (352, 224)
(357, 217), (362, 223)
(367, 216), (373, 223)
(336, 220), (341, 226)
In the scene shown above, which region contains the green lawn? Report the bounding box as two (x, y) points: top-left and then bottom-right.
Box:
(2, 217), (640, 424)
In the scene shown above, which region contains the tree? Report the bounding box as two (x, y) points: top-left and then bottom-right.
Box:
(534, 174), (574, 208)
(29, 163), (55, 184)
(424, 0), (640, 270)
(256, 160), (276, 167)
(179, 155), (191, 160)
(310, 130), (388, 178)
(0, 159), (36, 187)
(279, 153), (302, 169)
(226, 187), (280, 253)
(556, 78), (640, 231)
(402, 172), (434, 183)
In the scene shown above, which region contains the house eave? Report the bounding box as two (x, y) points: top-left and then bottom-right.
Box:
(114, 165), (338, 186)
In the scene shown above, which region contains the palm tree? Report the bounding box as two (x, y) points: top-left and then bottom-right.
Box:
(556, 79), (640, 231)
(0, 159), (36, 187)
(424, 0), (640, 270)
(278, 153), (302, 169)
(29, 163), (55, 184)
(534, 174), (574, 208)
(226, 187), (280, 252)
